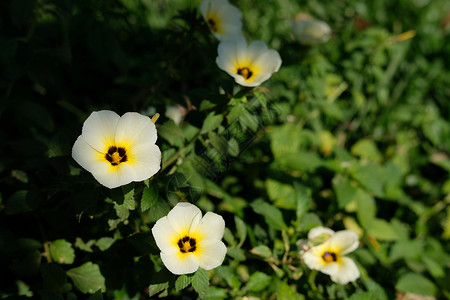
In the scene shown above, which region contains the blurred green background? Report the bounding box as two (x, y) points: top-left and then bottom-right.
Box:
(0, 0), (449, 299)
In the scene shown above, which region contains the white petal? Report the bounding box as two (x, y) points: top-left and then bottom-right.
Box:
(166, 203), (203, 236)
(217, 37), (246, 72)
(128, 143), (161, 181)
(196, 239), (227, 270)
(160, 252), (199, 275)
(246, 40), (269, 62)
(81, 110), (120, 152)
(195, 212), (225, 241)
(303, 249), (325, 270)
(91, 162), (137, 189)
(72, 136), (110, 175)
(234, 73), (271, 87)
(327, 230), (359, 255)
(114, 112), (157, 147)
(329, 257), (360, 284)
(199, 0), (210, 18)
(308, 226), (335, 240)
(152, 216), (180, 255)
(251, 49), (282, 74)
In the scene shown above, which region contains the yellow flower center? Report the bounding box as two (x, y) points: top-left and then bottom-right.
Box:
(322, 251), (337, 263)
(105, 146), (127, 166)
(177, 236), (197, 254)
(237, 67), (253, 80)
(206, 14), (221, 33)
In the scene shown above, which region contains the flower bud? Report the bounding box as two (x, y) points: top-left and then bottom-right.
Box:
(292, 13), (331, 46)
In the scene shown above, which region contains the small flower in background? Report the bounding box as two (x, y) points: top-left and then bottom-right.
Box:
(200, 0), (243, 41)
(72, 110), (161, 189)
(292, 13), (331, 46)
(151, 202), (227, 275)
(216, 36), (282, 87)
(165, 105), (187, 125)
(302, 226), (360, 284)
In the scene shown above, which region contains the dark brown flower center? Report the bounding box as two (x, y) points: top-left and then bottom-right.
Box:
(177, 236), (197, 253)
(105, 146), (127, 166)
(237, 67), (253, 80)
(322, 251), (337, 263)
(207, 18), (218, 32)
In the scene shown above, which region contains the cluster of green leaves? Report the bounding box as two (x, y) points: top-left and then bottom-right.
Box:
(0, 0), (449, 299)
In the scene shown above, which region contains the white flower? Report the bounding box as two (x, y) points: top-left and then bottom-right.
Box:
(292, 13), (331, 46)
(303, 227), (360, 284)
(165, 105), (187, 126)
(200, 0), (243, 41)
(216, 36), (282, 87)
(151, 202), (227, 275)
(72, 110), (161, 189)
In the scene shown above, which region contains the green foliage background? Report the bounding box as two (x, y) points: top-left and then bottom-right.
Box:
(1, 0), (449, 299)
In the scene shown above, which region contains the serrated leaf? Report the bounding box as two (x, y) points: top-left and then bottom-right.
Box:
(141, 185), (158, 212)
(149, 282), (169, 297)
(192, 268), (209, 299)
(75, 237), (95, 253)
(67, 262), (106, 294)
(366, 219), (398, 241)
(277, 281), (304, 300)
(250, 245), (272, 258)
(251, 199), (287, 230)
(245, 272), (271, 292)
(295, 182), (310, 219)
(351, 139), (382, 163)
(201, 112), (223, 134)
(234, 216), (247, 247)
(95, 237), (115, 251)
(395, 273), (436, 296)
(49, 239), (75, 265)
(175, 274), (194, 291)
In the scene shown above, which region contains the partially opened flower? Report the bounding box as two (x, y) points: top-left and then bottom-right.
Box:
(302, 227), (360, 284)
(216, 36), (282, 87)
(292, 13), (331, 46)
(151, 202), (227, 275)
(72, 110), (161, 189)
(200, 0), (243, 41)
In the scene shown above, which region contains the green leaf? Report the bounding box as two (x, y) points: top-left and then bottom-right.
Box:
(175, 274), (194, 291)
(389, 240), (423, 261)
(295, 182), (310, 219)
(95, 237), (115, 252)
(347, 291), (384, 300)
(141, 185), (158, 212)
(333, 175), (358, 208)
(226, 247), (246, 261)
(67, 262), (106, 294)
(266, 179), (296, 209)
(148, 282), (169, 297)
(234, 215), (247, 247)
(395, 273), (437, 296)
(201, 112), (223, 134)
(49, 239), (75, 265)
(251, 199), (287, 230)
(245, 272), (271, 292)
(355, 189), (377, 229)
(366, 219), (398, 241)
(279, 152), (322, 172)
(203, 286), (228, 300)
(192, 268), (209, 299)
(351, 163), (387, 197)
(351, 139), (383, 163)
(250, 245), (272, 259)
(277, 281), (304, 300)
(158, 120), (185, 147)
